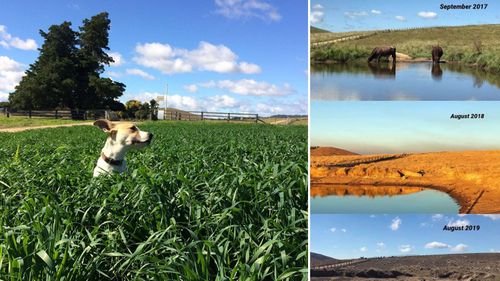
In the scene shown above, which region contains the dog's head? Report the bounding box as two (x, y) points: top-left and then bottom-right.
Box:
(94, 119), (153, 149)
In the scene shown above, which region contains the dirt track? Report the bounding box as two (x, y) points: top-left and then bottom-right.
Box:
(0, 122), (93, 133)
(311, 253), (500, 280)
(311, 150), (500, 213)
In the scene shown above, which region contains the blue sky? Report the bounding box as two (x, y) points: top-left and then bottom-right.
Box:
(311, 214), (500, 259)
(0, 0), (307, 116)
(311, 101), (500, 154)
(311, 0), (500, 32)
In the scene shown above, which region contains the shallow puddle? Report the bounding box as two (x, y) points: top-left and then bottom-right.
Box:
(310, 184), (460, 213)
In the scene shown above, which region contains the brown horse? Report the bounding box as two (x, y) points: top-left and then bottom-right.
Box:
(432, 46), (443, 64)
(368, 46), (396, 63)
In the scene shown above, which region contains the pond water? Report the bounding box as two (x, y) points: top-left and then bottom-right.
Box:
(311, 62), (500, 100)
(310, 184), (460, 213)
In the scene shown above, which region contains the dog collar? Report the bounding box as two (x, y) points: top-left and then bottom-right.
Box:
(101, 152), (124, 166)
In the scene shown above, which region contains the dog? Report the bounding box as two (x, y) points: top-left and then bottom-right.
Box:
(93, 119), (153, 177)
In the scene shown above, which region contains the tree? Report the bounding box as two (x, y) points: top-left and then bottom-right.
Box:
(149, 99), (159, 120)
(124, 100), (142, 119)
(9, 13), (125, 117)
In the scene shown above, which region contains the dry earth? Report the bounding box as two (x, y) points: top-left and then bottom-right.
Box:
(311, 148), (500, 213)
(311, 253), (500, 280)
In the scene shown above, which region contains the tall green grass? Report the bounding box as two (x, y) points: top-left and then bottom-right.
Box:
(0, 122), (308, 280)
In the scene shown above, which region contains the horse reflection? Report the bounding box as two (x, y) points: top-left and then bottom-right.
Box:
(431, 63), (443, 81)
(367, 62), (396, 79)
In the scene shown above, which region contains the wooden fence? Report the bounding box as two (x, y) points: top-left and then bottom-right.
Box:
(3, 109), (109, 120)
(162, 109), (261, 123)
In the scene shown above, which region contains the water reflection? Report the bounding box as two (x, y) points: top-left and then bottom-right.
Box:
(310, 184), (460, 213)
(311, 62), (500, 100)
(431, 63), (443, 81)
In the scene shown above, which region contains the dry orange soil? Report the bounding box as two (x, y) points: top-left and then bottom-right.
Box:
(311, 148), (500, 213)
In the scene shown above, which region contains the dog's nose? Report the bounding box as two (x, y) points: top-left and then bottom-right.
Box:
(148, 133), (153, 141)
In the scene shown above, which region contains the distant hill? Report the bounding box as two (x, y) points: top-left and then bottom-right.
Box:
(311, 26), (329, 34)
(311, 146), (359, 156)
(311, 252), (338, 267)
(269, 114), (308, 118)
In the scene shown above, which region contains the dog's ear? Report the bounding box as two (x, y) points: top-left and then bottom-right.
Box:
(93, 119), (114, 133)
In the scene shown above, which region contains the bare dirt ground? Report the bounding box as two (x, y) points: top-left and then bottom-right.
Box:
(311, 149), (500, 213)
(0, 122), (93, 133)
(311, 253), (500, 280)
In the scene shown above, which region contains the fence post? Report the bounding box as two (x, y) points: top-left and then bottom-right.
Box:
(29, 109), (32, 118)
(255, 114), (258, 123)
(55, 110), (58, 119)
(6, 109), (9, 118)
(201, 112), (204, 121)
(227, 113), (230, 122)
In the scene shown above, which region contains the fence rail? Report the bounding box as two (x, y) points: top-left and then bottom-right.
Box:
(3, 109), (110, 120)
(162, 109), (261, 123)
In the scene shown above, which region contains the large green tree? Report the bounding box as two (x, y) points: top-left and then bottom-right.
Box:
(9, 12), (125, 115)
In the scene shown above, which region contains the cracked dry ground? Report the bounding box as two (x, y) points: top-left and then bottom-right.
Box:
(310, 151), (500, 213)
(311, 253), (500, 281)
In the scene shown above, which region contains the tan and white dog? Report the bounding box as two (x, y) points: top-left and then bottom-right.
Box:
(93, 119), (153, 177)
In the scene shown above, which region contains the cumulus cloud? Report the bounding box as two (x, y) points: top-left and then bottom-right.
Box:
(345, 11), (368, 19)
(0, 56), (25, 101)
(418, 11), (437, 19)
(390, 217), (402, 231)
(196, 79), (293, 96)
(341, 228), (347, 233)
(447, 219), (470, 227)
(214, 0), (281, 22)
(126, 68), (155, 80)
(482, 215), (500, 220)
(432, 214), (444, 221)
(360, 247), (368, 252)
(425, 241), (449, 249)
(371, 9), (382, 14)
(108, 52), (124, 66)
(133, 41), (261, 75)
(330, 228), (336, 233)
(184, 84), (199, 93)
(425, 241), (468, 252)
(0, 25), (38, 50)
(399, 245), (412, 253)
(311, 4), (324, 24)
(395, 15), (406, 21)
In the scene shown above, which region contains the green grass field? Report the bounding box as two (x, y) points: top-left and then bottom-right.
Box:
(311, 24), (500, 71)
(0, 122), (308, 280)
(0, 116), (87, 129)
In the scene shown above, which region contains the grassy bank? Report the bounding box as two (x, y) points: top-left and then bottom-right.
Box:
(311, 24), (500, 71)
(0, 122), (308, 280)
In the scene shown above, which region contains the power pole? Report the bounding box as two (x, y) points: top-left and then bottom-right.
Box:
(165, 84), (168, 120)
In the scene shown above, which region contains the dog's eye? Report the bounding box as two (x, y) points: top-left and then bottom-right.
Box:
(130, 126), (137, 131)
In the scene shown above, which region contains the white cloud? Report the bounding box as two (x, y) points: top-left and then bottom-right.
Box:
(371, 10), (381, 15)
(341, 228), (347, 233)
(360, 247), (368, 252)
(330, 228), (336, 233)
(395, 15), (406, 21)
(0, 25), (37, 50)
(214, 0), (282, 22)
(390, 217), (402, 231)
(482, 215), (500, 220)
(184, 84), (199, 93)
(208, 94), (238, 107)
(425, 241), (449, 249)
(447, 219), (469, 228)
(126, 68), (155, 80)
(418, 11), (437, 19)
(345, 11), (368, 19)
(104, 71), (122, 78)
(399, 245), (412, 253)
(450, 243), (468, 252)
(0, 56), (25, 101)
(201, 79), (292, 96)
(108, 52), (124, 66)
(376, 242), (385, 247)
(311, 10), (324, 24)
(432, 214), (444, 221)
(133, 41), (261, 74)
(311, 4), (324, 24)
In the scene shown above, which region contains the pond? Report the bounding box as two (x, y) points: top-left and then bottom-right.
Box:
(311, 62), (500, 100)
(310, 184), (460, 213)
